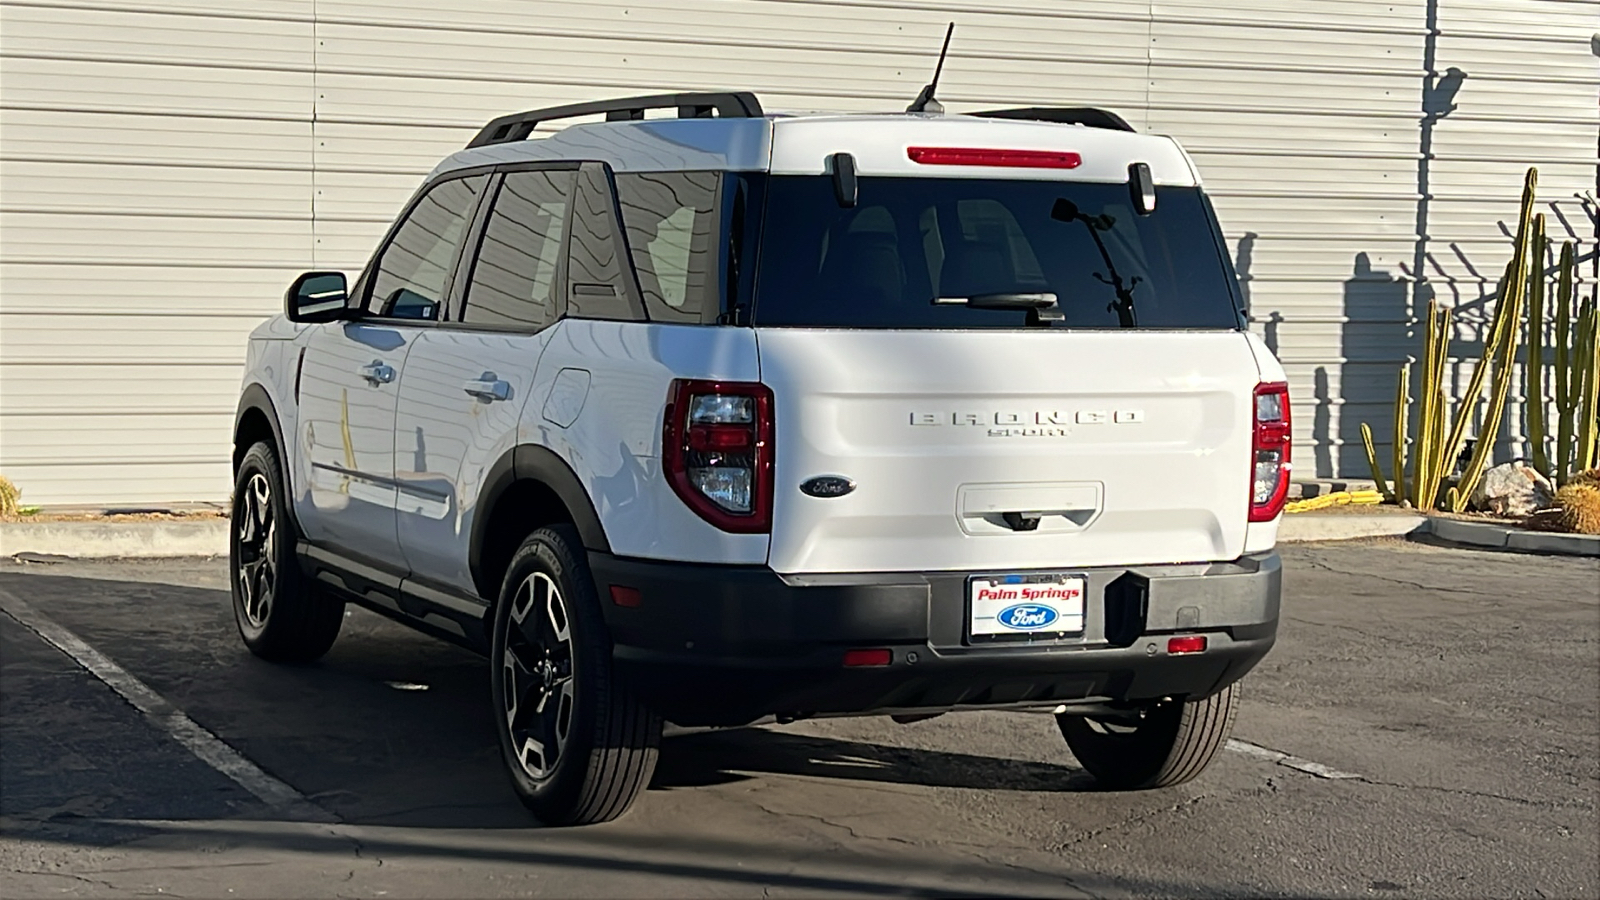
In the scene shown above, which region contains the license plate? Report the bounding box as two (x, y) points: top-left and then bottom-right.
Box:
(968, 573), (1086, 641)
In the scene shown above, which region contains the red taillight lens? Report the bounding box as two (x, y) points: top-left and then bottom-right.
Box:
(1167, 635), (1207, 655)
(907, 147), (1082, 169)
(843, 648), (893, 668)
(1250, 382), (1292, 522)
(664, 379), (773, 533)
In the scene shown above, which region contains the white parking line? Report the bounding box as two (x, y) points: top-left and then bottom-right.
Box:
(0, 587), (335, 823)
(1226, 738), (1364, 780)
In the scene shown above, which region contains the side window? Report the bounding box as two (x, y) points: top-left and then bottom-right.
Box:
(565, 162), (644, 321)
(462, 169), (575, 329)
(614, 172), (721, 323)
(368, 174), (487, 320)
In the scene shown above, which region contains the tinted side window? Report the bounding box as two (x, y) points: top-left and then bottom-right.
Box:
(462, 169), (575, 329)
(565, 163), (644, 321)
(368, 174), (487, 320)
(615, 172), (721, 323)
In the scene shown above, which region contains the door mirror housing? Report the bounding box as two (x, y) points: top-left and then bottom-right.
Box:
(285, 271), (351, 323)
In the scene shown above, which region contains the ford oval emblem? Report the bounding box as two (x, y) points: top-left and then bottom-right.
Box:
(996, 604), (1060, 631)
(800, 475), (856, 498)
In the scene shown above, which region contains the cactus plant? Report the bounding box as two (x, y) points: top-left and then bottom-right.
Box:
(1554, 241), (1575, 482)
(1578, 296), (1600, 472)
(1554, 481), (1600, 534)
(1526, 215), (1548, 475)
(1360, 167), (1542, 511)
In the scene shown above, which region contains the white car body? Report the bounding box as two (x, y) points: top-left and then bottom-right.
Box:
(235, 93), (1287, 733)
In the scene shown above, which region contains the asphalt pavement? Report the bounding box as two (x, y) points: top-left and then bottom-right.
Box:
(1, 540), (1595, 898)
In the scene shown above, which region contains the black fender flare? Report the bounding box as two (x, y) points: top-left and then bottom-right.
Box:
(234, 383), (303, 533)
(469, 445), (613, 593)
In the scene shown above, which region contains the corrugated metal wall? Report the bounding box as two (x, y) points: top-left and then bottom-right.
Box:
(2, 0), (1595, 506)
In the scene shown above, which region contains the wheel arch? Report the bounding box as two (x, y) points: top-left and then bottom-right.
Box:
(470, 445), (612, 602)
(234, 383), (304, 534)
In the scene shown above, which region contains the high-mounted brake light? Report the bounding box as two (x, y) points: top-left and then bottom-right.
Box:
(907, 147), (1082, 169)
(1249, 382), (1292, 522)
(663, 380), (774, 533)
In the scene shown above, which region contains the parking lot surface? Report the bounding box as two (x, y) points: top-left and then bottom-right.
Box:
(1, 540), (1596, 899)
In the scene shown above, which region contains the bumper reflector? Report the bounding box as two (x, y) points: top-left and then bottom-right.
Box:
(842, 648), (892, 668)
(609, 585), (642, 608)
(1167, 635), (1207, 655)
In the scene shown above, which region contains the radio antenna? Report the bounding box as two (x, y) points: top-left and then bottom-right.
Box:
(906, 22), (955, 114)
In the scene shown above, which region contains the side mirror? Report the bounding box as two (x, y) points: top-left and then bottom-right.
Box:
(285, 271), (350, 323)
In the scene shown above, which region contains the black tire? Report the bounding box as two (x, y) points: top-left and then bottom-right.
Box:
(489, 524), (661, 826)
(230, 440), (344, 662)
(1059, 681), (1240, 790)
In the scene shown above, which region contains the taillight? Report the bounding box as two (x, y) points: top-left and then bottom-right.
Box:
(663, 379), (773, 533)
(1250, 382), (1292, 522)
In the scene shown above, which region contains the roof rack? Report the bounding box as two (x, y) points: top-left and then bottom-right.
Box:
(466, 91), (765, 148)
(973, 107), (1135, 133)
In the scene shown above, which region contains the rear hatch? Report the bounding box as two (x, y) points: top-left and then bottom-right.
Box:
(744, 168), (1263, 574)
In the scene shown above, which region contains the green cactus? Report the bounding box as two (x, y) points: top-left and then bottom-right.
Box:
(1451, 239), (1529, 512)
(1439, 168), (1536, 496)
(1392, 361), (1410, 505)
(1526, 215), (1548, 476)
(1579, 296), (1600, 472)
(1554, 242), (1575, 483)
(1359, 166), (1562, 510)
(1361, 422), (1391, 501)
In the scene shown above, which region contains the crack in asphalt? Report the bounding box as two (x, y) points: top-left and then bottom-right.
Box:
(1051, 793), (1210, 852)
(1297, 554), (1506, 600)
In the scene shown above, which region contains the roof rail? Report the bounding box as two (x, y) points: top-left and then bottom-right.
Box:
(466, 91), (765, 148)
(973, 107), (1135, 133)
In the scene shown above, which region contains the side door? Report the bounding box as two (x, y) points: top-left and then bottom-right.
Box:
(394, 166), (577, 596)
(295, 173), (488, 563)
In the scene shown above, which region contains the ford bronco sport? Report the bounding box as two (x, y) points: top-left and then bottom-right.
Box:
(231, 90), (1287, 825)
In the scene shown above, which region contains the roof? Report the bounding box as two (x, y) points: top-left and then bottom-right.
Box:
(429, 110), (1198, 187)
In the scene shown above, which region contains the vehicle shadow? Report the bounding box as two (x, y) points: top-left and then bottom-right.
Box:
(653, 727), (1097, 793)
(0, 568), (1096, 837)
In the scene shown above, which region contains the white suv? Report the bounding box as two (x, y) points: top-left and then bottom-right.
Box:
(231, 91), (1288, 825)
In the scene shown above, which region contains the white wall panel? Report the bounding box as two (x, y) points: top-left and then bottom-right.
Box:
(1, 0), (1595, 505)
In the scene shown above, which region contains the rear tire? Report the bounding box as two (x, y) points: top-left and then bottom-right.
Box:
(230, 440), (344, 662)
(1059, 681), (1240, 789)
(489, 525), (661, 825)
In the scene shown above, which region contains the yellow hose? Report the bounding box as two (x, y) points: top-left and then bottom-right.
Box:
(1283, 490), (1384, 514)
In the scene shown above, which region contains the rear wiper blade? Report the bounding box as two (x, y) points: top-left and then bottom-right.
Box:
(936, 292), (1064, 325)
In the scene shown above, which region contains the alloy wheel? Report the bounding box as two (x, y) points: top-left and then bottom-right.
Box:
(501, 571), (575, 781)
(235, 472), (277, 627)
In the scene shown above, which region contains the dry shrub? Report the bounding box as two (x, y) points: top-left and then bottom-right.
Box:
(1554, 482), (1600, 535)
(0, 476), (18, 517)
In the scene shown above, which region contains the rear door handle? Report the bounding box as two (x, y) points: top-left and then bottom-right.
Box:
(359, 360), (395, 385)
(464, 373), (512, 402)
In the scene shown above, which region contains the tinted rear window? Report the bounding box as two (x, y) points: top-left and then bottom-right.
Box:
(748, 177), (1240, 329)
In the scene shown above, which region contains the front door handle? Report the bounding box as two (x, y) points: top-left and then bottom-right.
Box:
(359, 360), (395, 385)
(464, 373), (512, 402)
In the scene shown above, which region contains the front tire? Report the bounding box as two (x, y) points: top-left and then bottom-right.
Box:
(230, 440), (344, 662)
(1059, 682), (1240, 789)
(489, 525), (661, 825)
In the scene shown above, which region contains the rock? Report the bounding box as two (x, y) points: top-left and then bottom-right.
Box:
(1469, 461), (1555, 517)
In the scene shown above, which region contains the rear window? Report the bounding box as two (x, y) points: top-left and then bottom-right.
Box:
(747, 176), (1241, 329)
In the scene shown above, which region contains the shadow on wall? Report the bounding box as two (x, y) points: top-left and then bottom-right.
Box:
(1337, 253), (1409, 479)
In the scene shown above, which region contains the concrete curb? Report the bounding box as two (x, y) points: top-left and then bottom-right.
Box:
(1427, 516), (1599, 557)
(1278, 514), (1427, 543)
(1280, 513), (1598, 557)
(0, 520), (228, 559)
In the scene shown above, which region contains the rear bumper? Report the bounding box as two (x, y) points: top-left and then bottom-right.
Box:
(591, 551), (1280, 727)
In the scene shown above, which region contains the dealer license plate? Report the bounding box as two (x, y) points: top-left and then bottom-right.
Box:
(968, 573), (1086, 641)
